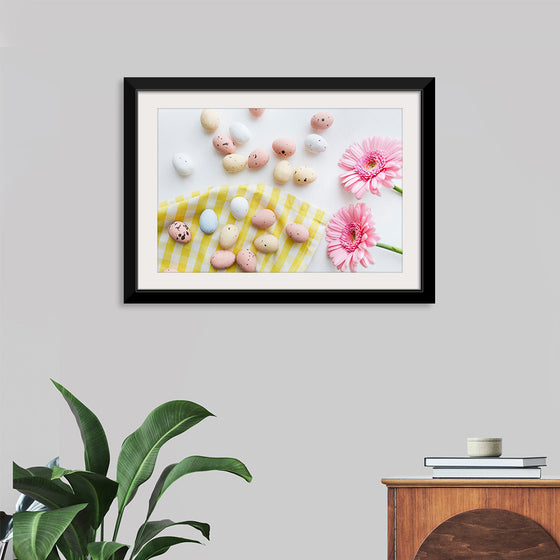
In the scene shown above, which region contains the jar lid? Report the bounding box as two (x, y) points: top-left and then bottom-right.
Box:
(467, 437), (502, 442)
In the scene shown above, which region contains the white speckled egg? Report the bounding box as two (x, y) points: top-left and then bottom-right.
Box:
(304, 134), (328, 153)
(219, 224), (240, 249)
(249, 108), (265, 117)
(293, 166), (317, 185)
(310, 112), (334, 131)
(172, 153), (193, 176)
(286, 223), (309, 243)
(237, 248), (257, 272)
(273, 160), (292, 184)
(222, 154), (247, 173)
(210, 250), (236, 270)
(251, 209), (276, 229)
(230, 197), (249, 220)
(168, 221), (191, 243)
(212, 134), (236, 155)
(272, 138), (296, 158)
(229, 122), (251, 145)
(254, 234), (279, 254)
(199, 209), (218, 234)
(248, 148), (270, 169)
(200, 109), (220, 132)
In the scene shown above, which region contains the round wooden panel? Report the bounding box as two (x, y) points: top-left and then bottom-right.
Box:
(414, 508), (560, 560)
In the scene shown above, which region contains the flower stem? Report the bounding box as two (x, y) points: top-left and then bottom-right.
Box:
(392, 185), (403, 194)
(377, 242), (403, 255)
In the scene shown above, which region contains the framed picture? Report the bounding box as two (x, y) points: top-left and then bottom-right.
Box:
(124, 77), (435, 304)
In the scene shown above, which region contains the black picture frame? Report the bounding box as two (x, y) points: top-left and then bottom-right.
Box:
(124, 77), (435, 304)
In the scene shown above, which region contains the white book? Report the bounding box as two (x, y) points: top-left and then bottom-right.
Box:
(432, 467), (542, 479)
(424, 456), (546, 468)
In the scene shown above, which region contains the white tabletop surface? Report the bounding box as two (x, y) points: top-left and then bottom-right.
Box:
(158, 107), (403, 272)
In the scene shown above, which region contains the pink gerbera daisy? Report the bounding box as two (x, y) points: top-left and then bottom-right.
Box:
(326, 203), (381, 272)
(338, 136), (402, 199)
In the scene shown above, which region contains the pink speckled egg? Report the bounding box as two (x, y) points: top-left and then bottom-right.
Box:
(272, 138), (296, 158)
(168, 221), (191, 243)
(249, 108), (265, 117)
(248, 148), (270, 169)
(212, 133), (236, 155)
(210, 250), (236, 270)
(310, 112), (334, 131)
(163, 268), (179, 273)
(237, 248), (257, 272)
(286, 223), (309, 243)
(251, 209), (276, 229)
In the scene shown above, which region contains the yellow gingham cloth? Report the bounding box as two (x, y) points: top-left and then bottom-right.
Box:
(158, 184), (329, 273)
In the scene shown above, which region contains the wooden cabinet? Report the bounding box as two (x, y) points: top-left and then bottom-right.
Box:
(382, 479), (560, 559)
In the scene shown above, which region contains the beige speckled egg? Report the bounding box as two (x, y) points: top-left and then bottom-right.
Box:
(272, 138), (296, 158)
(310, 112), (334, 131)
(249, 108), (265, 117)
(248, 148), (270, 169)
(293, 166), (317, 185)
(273, 160), (292, 184)
(200, 109), (220, 132)
(286, 223), (309, 243)
(237, 248), (257, 272)
(212, 133), (236, 155)
(223, 154), (247, 173)
(219, 224), (240, 249)
(251, 209), (276, 229)
(254, 234), (279, 254)
(210, 250), (237, 270)
(168, 221), (191, 243)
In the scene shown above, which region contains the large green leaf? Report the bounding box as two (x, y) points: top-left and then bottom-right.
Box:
(116, 401), (213, 515)
(51, 466), (118, 530)
(132, 519), (210, 556)
(87, 541), (129, 560)
(13, 464), (91, 556)
(13, 503), (87, 560)
(134, 536), (201, 560)
(51, 380), (110, 476)
(146, 456), (252, 521)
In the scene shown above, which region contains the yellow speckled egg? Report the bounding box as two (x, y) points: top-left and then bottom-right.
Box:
(219, 224), (240, 249)
(200, 109), (220, 132)
(293, 166), (317, 185)
(223, 154), (247, 173)
(273, 160), (292, 184)
(254, 234), (279, 254)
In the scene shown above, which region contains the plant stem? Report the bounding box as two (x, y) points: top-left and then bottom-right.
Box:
(392, 185), (403, 194)
(377, 242), (403, 255)
(112, 510), (123, 542)
(100, 519), (104, 542)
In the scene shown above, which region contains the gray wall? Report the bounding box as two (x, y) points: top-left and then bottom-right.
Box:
(1, 1), (559, 559)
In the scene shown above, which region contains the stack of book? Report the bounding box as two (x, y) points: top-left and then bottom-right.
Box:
(424, 456), (547, 478)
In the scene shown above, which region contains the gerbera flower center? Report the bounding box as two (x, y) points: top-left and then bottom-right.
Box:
(341, 222), (363, 252)
(358, 150), (387, 180)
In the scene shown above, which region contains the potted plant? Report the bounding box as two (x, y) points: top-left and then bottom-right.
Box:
(13, 380), (252, 560)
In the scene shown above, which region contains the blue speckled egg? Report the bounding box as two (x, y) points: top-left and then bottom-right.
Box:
(199, 209), (218, 234)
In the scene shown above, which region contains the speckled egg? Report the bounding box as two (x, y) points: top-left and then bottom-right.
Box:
(254, 234), (279, 254)
(210, 250), (236, 270)
(249, 108), (265, 117)
(286, 223), (309, 243)
(248, 148), (270, 169)
(219, 224), (240, 249)
(199, 209), (218, 234)
(212, 134), (236, 155)
(310, 112), (334, 131)
(237, 248), (257, 272)
(304, 134), (328, 153)
(222, 154), (247, 173)
(163, 268), (179, 273)
(273, 160), (292, 184)
(200, 109), (220, 132)
(168, 221), (191, 243)
(293, 166), (317, 185)
(172, 153), (193, 176)
(230, 197), (249, 220)
(251, 209), (276, 229)
(272, 138), (296, 158)
(229, 122), (251, 145)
